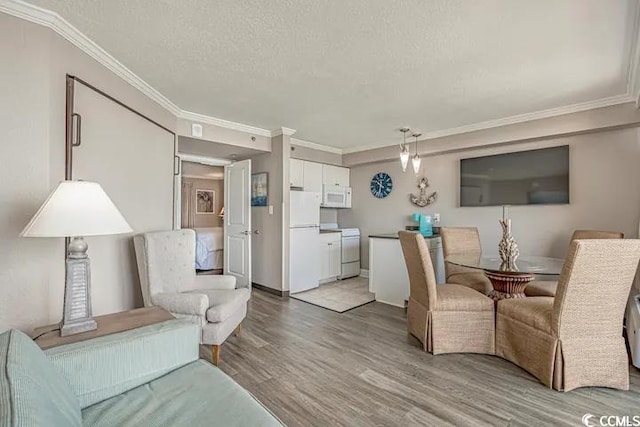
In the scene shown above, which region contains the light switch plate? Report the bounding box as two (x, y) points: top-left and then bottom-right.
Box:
(191, 123), (203, 138)
(433, 213), (441, 224)
(269, 205), (274, 215)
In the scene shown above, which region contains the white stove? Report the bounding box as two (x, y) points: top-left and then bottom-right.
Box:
(320, 224), (361, 279)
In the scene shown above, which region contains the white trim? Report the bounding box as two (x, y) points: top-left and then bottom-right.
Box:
(359, 269), (369, 278)
(291, 137), (343, 155)
(3, 0), (640, 153)
(271, 127), (297, 137)
(181, 174), (224, 181)
(178, 153), (232, 166)
(342, 93), (634, 154)
(179, 110), (272, 137)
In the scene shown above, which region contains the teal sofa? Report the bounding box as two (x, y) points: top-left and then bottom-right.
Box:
(0, 320), (283, 426)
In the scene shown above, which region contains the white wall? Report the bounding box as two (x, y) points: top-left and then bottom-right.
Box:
(0, 13), (176, 332)
(251, 135), (290, 291)
(338, 128), (640, 269)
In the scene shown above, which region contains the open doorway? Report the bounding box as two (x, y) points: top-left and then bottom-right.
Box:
(181, 160), (225, 274)
(176, 136), (264, 288)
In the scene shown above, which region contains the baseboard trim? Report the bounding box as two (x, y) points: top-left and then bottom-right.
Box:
(252, 283), (289, 298)
(360, 269), (369, 278)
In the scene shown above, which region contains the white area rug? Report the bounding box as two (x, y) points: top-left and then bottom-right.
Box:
(290, 277), (375, 313)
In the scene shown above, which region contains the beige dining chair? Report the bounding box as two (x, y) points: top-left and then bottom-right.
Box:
(496, 239), (640, 391)
(525, 229), (625, 297)
(399, 231), (495, 355)
(440, 227), (493, 294)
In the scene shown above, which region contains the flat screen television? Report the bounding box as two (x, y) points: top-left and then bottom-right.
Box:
(459, 146), (569, 207)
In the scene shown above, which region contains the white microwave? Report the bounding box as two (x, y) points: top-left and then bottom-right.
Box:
(322, 185), (352, 208)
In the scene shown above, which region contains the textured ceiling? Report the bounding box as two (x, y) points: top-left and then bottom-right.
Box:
(28, 0), (638, 150)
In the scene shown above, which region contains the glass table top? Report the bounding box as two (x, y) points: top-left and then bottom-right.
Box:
(445, 254), (564, 276)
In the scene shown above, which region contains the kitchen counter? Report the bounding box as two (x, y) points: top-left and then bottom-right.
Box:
(369, 232), (440, 239)
(368, 232), (444, 307)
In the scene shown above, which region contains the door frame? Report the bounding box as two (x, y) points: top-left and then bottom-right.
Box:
(174, 153), (231, 230)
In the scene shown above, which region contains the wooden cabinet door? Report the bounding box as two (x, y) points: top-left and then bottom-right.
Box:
(322, 164), (338, 186)
(335, 167), (350, 187)
(329, 240), (342, 278)
(303, 161), (323, 193)
(319, 240), (331, 280)
(290, 158), (304, 188)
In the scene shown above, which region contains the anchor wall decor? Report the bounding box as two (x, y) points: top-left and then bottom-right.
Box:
(410, 177), (437, 207)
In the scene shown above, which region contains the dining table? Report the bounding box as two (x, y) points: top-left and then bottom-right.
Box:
(445, 254), (564, 300)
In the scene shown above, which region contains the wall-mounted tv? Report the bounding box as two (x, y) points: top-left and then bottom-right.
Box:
(459, 146), (569, 207)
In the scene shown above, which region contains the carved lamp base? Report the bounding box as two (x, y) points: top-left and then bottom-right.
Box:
(60, 236), (97, 336)
(485, 271), (535, 301)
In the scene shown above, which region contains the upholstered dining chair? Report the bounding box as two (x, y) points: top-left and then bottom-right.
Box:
(440, 227), (493, 294)
(496, 239), (640, 391)
(134, 229), (250, 365)
(525, 229), (625, 297)
(399, 231), (495, 355)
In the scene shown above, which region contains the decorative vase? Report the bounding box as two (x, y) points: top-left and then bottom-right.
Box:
(498, 218), (519, 271)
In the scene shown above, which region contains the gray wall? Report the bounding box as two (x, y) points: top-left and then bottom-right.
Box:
(291, 144), (342, 166)
(338, 128), (640, 270)
(251, 135), (291, 291)
(0, 13), (176, 332)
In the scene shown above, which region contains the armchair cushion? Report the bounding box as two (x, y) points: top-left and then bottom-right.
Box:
(152, 292), (209, 317)
(188, 288), (251, 323)
(498, 297), (555, 333)
(195, 274), (237, 290)
(436, 284), (494, 312)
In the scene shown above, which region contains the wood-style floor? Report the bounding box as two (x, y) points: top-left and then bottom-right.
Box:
(213, 290), (640, 426)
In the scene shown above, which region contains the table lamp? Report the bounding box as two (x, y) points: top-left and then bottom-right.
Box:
(21, 181), (132, 336)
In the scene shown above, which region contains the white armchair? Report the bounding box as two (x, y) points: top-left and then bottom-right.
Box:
(133, 229), (250, 365)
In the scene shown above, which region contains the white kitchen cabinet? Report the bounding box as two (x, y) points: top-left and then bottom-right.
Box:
(319, 232), (342, 282)
(302, 161), (323, 193)
(322, 164), (350, 187)
(290, 158), (304, 188)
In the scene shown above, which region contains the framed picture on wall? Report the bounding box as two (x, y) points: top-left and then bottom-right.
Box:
(251, 173), (268, 207)
(196, 189), (215, 214)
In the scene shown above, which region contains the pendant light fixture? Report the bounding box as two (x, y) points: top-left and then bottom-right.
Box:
(412, 132), (422, 175)
(399, 127), (411, 172)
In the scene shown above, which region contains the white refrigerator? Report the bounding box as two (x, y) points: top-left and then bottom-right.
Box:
(289, 191), (321, 294)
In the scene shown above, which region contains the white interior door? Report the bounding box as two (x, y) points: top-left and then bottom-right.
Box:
(224, 159), (251, 287)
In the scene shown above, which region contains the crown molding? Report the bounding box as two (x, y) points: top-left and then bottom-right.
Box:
(4, 0), (640, 154)
(342, 93), (635, 154)
(291, 138), (343, 155)
(178, 110), (272, 137)
(0, 0), (183, 116)
(271, 127), (297, 137)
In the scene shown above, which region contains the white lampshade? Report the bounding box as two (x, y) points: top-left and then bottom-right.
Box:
(21, 181), (132, 237)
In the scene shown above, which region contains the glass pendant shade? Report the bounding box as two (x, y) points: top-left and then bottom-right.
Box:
(400, 146), (410, 172)
(412, 154), (421, 175)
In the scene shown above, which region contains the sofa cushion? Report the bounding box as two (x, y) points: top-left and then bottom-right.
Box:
(436, 284), (494, 312)
(498, 297), (555, 333)
(45, 319), (199, 409)
(194, 288), (250, 323)
(81, 359), (282, 427)
(0, 329), (82, 427)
